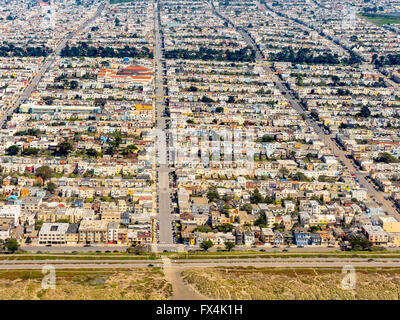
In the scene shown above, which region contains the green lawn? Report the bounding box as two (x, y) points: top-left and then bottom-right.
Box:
(359, 13), (400, 26)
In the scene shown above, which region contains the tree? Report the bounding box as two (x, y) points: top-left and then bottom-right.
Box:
(215, 224), (234, 233)
(206, 190), (220, 202)
(295, 172), (310, 182)
(6, 145), (20, 156)
(121, 144), (138, 157)
(254, 212), (266, 228)
(35, 220), (44, 231)
(250, 189), (263, 204)
(279, 167), (290, 179)
(200, 240), (213, 251)
(86, 148), (99, 157)
(69, 80), (79, 90)
(240, 203), (252, 213)
(55, 141), (73, 156)
(224, 241), (235, 251)
(4, 238), (19, 253)
(309, 225), (321, 233)
(127, 244), (147, 254)
(43, 96), (55, 105)
(261, 135), (275, 143)
(331, 75), (340, 84)
(310, 111), (319, 120)
(358, 106), (371, 118)
(194, 225), (212, 233)
(350, 235), (372, 251)
(35, 166), (54, 182)
(273, 222), (283, 232)
(200, 96), (215, 103)
(22, 148), (40, 156)
(46, 181), (57, 194)
(187, 86), (198, 92)
(375, 152), (399, 164)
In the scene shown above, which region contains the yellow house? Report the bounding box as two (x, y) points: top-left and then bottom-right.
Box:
(135, 103), (153, 112)
(79, 220), (108, 244)
(379, 216), (400, 233)
(101, 211), (120, 223)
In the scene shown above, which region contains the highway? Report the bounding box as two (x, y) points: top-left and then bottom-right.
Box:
(154, 0), (174, 249)
(211, 2), (400, 221)
(1, 257), (400, 269)
(21, 245), (128, 253)
(1, 3), (105, 127)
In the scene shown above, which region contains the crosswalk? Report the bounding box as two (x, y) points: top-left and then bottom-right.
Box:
(161, 256), (171, 268)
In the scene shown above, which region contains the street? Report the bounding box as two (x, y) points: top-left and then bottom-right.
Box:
(1, 3), (105, 127)
(154, 0), (174, 248)
(211, 2), (400, 221)
(1, 256), (400, 269)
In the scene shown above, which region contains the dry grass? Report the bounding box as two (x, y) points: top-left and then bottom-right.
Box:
(0, 268), (172, 300)
(182, 267), (400, 300)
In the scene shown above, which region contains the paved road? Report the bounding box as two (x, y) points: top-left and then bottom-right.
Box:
(308, 0), (399, 83)
(263, 0), (397, 89)
(162, 256), (207, 300)
(1, 257), (399, 265)
(1, 3), (105, 127)
(1, 257), (400, 269)
(212, 2), (400, 221)
(154, 0), (174, 248)
(21, 245), (128, 253)
(0, 259), (156, 265)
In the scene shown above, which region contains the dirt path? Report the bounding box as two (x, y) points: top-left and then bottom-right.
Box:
(162, 257), (208, 300)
